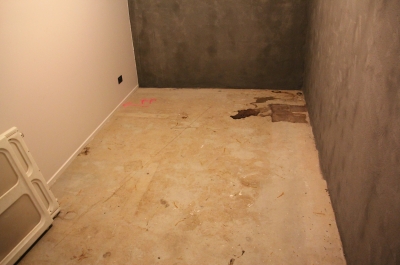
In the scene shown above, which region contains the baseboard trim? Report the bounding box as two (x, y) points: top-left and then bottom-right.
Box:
(47, 85), (139, 186)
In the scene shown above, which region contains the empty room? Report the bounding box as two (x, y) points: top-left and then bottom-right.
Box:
(0, 0), (399, 264)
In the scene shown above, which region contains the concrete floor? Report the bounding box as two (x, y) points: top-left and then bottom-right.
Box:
(19, 89), (345, 265)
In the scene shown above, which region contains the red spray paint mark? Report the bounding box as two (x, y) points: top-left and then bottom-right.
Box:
(123, 102), (133, 107)
(123, 98), (157, 108)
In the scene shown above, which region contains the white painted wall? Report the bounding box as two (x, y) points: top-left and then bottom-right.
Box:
(0, 0), (138, 184)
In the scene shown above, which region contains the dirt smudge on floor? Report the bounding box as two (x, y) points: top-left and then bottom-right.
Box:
(240, 177), (260, 188)
(124, 160), (143, 172)
(78, 147), (90, 156)
(180, 112), (188, 119)
(160, 199), (170, 208)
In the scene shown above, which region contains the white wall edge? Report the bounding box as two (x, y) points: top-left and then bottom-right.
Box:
(47, 85), (139, 186)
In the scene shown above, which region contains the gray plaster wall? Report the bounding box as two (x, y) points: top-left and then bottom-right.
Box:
(304, 0), (400, 264)
(128, 0), (307, 89)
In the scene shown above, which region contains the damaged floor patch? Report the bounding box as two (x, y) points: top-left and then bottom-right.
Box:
(254, 97), (277, 103)
(231, 104), (307, 123)
(270, 104), (307, 123)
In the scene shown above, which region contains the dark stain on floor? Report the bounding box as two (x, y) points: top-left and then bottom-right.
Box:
(231, 104), (307, 123)
(78, 147), (90, 156)
(272, 91), (293, 95)
(254, 97), (276, 103)
(160, 199), (169, 208)
(231, 109), (262, 119)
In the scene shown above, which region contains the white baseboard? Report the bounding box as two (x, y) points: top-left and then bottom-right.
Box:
(47, 85), (139, 186)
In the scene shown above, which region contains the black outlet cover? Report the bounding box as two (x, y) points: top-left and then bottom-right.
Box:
(118, 75), (123, 84)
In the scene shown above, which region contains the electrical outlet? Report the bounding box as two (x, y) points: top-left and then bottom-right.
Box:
(118, 75), (123, 84)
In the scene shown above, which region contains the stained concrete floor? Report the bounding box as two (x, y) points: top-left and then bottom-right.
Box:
(19, 89), (345, 265)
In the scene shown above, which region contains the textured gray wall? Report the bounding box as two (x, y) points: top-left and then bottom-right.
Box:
(304, 0), (400, 264)
(128, 0), (307, 89)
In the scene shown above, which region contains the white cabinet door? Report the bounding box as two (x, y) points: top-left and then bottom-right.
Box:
(0, 128), (59, 265)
